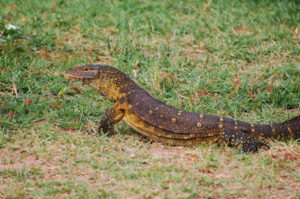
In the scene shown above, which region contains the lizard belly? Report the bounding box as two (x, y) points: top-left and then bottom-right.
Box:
(123, 112), (220, 146)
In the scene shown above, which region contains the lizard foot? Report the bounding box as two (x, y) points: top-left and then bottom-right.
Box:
(239, 140), (270, 153)
(98, 126), (117, 137)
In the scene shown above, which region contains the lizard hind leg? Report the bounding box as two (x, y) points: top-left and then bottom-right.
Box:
(221, 129), (270, 153)
(98, 103), (125, 136)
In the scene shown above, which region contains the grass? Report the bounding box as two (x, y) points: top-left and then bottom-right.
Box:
(0, 0), (299, 198)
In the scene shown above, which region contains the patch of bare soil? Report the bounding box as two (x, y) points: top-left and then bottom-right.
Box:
(0, 137), (299, 198)
(0, 143), (112, 188)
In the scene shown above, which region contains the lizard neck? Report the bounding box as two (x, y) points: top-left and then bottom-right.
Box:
(88, 68), (137, 102)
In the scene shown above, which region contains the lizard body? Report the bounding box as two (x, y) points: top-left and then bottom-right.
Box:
(65, 65), (300, 152)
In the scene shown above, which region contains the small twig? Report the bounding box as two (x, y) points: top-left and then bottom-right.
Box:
(87, 118), (98, 135)
(0, 90), (14, 97)
(0, 119), (18, 126)
(12, 82), (18, 97)
(174, 89), (190, 100)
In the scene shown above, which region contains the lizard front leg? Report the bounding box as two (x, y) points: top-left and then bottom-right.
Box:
(98, 103), (125, 136)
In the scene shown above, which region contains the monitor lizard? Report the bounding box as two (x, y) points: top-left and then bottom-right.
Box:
(65, 65), (300, 152)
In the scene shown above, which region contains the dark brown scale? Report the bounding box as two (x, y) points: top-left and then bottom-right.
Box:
(221, 117), (236, 129)
(253, 125), (273, 139)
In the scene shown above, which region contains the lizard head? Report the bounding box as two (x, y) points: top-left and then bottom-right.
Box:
(65, 65), (102, 83)
(65, 65), (128, 102)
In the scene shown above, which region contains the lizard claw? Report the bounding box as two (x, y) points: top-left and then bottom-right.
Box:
(87, 130), (100, 136)
(239, 141), (270, 153)
(98, 126), (117, 137)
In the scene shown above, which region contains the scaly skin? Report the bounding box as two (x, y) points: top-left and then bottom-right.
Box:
(65, 65), (300, 152)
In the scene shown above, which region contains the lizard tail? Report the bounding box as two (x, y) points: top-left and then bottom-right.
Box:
(272, 115), (300, 140)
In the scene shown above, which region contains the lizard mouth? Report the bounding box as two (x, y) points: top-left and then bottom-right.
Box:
(65, 67), (98, 82)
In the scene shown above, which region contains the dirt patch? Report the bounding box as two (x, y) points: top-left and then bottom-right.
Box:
(265, 143), (300, 162)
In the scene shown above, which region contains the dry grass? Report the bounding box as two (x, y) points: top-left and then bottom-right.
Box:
(0, 126), (299, 198)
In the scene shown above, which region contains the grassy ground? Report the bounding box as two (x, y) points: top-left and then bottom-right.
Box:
(0, 0), (299, 198)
